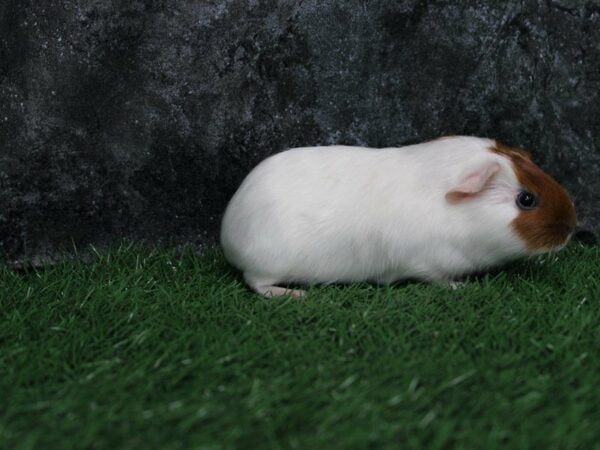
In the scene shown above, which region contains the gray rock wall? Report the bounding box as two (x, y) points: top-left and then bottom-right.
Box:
(1, 0), (599, 264)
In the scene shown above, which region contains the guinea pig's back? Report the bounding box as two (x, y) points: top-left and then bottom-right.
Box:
(220, 145), (425, 281)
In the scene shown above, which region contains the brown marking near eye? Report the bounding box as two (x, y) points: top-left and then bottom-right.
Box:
(491, 141), (533, 161)
(490, 142), (577, 251)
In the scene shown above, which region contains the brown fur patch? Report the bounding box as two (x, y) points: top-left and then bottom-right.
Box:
(491, 141), (533, 161)
(490, 142), (577, 251)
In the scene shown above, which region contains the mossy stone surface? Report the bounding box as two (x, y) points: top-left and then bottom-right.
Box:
(1, 1), (598, 263)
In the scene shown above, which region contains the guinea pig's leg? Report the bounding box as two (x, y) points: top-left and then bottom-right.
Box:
(253, 285), (306, 298)
(431, 279), (465, 290)
(244, 273), (306, 298)
(447, 280), (465, 290)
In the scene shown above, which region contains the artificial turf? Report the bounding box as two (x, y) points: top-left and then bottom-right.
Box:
(1, 242), (599, 449)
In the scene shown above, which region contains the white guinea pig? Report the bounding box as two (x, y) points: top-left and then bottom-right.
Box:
(220, 136), (577, 297)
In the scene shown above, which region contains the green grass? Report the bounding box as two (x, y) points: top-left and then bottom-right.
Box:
(1, 242), (600, 450)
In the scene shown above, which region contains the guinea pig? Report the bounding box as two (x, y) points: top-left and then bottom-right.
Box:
(220, 136), (577, 297)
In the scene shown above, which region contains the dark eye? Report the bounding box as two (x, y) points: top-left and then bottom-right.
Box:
(516, 190), (538, 210)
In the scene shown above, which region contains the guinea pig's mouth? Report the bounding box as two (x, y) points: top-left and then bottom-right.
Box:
(523, 224), (575, 255)
(543, 223), (576, 250)
(554, 222), (576, 236)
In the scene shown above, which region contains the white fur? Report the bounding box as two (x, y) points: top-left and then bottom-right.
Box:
(220, 136), (529, 294)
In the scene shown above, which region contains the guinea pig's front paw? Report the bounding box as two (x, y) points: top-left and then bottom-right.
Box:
(449, 281), (465, 290)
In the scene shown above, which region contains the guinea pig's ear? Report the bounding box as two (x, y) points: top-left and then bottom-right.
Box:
(445, 161), (501, 204)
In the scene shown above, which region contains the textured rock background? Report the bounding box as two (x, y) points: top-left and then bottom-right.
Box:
(1, 0), (599, 264)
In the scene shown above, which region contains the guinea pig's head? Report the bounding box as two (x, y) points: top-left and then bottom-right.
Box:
(491, 142), (577, 253)
(444, 140), (577, 255)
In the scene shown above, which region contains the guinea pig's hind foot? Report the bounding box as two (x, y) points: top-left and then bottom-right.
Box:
(252, 284), (306, 298)
(430, 279), (465, 290)
(449, 280), (465, 290)
(244, 273), (306, 298)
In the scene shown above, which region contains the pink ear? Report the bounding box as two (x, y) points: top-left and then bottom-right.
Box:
(446, 162), (501, 203)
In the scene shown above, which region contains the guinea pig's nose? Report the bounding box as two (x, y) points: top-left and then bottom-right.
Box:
(562, 223), (576, 234)
(553, 222), (575, 239)
(573, 226), (597, 245)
